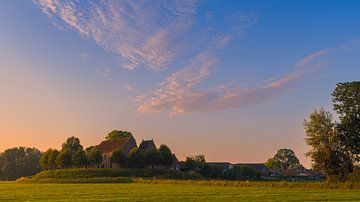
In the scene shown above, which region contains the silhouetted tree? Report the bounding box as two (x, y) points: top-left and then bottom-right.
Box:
(158, 144), (174, 167)
(144, 148), (160, 169)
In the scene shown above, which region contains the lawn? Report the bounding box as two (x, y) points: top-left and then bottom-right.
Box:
(0, 182), (359, 201)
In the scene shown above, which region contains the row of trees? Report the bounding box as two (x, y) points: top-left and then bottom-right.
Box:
(40, 137), (102, 169)
(0, 147), (41, 180)
(304, 81), (359, 178)
(182, 154), (261, 180)
(111, 145), (175, 169)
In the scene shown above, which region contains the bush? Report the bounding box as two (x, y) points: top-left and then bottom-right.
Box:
(327, 175), (342, 183)
(347, 170), (360, 182)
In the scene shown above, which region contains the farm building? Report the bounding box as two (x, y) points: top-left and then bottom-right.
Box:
(96, 136), (137, 168)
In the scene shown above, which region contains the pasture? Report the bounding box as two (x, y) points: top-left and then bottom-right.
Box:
(0, 181), (359, 201)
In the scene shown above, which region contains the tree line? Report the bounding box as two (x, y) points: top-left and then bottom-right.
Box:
(40, 136), (176, 170)
(182, 154), (262, 180)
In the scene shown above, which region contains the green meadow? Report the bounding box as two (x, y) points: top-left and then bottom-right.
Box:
(0, 181), (359, 201)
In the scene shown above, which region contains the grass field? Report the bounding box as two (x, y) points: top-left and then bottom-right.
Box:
(0, 182), (359, 201)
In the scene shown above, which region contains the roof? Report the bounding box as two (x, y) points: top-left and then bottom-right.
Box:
(139, 139), (156, 151)
(96, 137), (131, 153)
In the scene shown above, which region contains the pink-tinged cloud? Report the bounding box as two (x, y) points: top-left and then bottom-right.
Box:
(137, 49), (332, 115)
(33, 0), (199, 70)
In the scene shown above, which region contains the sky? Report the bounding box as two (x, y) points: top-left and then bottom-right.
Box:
(1, 0), (360, 168)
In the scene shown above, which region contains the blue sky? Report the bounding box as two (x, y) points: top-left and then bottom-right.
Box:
(1, 0), (360, 167)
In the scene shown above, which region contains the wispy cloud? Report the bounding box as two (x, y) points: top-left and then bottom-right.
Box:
(34, 1), (357, 115)
(33, 0), (199, 70)
(138, 40), (359, 115)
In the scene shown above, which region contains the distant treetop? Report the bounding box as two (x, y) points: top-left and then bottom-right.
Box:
(105, 130), (133, 140)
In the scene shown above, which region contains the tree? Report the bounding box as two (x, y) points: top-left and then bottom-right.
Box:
(105, 130), (133, 140)
(127, 148), (145, 168)
(183, 154), (206, 171)
(72, 149), (87, 168)
(265, 148), (301, 173)
(144, 148), (160, 169)
(86, 147), (102, 168)
(0, 147), (41, 180)
(48, 150), (59, 170)
(62, 136), (83, 156)
(39, 149), (51, 170)
(111, 149), (128, 168)
(304, 108), (353, 177)
(332, 81), (360, 162)
(56, 149), (72, 169)
(158, 144), (174, 167)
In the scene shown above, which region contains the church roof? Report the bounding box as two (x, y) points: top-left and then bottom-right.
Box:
(96, 137), (131, 153)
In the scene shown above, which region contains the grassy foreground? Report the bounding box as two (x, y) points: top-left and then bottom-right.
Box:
(0, 181), (359, 201)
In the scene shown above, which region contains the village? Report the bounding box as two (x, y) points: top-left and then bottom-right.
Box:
(28, 130), (323, 181)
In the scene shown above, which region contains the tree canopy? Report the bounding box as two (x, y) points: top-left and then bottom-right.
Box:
(111, 149), (128, 168)
(105, 130), (133, 140)
(62, 136), (83, 156)
(265, 149), (302, 172)
(332, 81), (360, 162)
(86, 147), (102, 168)
(0, 147), (41, 180)
(304, 108), (353, 177)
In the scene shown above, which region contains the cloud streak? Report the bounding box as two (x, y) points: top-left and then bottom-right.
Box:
(33, 0), (199, 70)
(137, 40), (359, 115)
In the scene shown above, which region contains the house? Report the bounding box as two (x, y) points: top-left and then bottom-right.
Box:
(139, 139), (156, 151)
(96, 136), (137, 168)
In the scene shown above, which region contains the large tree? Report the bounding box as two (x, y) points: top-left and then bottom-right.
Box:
(265, 148), (302, 173)
(304, 108), (352, 176)
(158, 144), (174, 167)
(56, 149), (72, 169)
(105, 130), (133, 140)
(72, 148), (87, 168)
(62, 136), (83, 156)
(0, 147), (41, 180)
(332, 81), (360, 162)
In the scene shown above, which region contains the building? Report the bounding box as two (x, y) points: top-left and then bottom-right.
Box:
(139, 139), (156, 151)
(96, 136), (137, 168)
